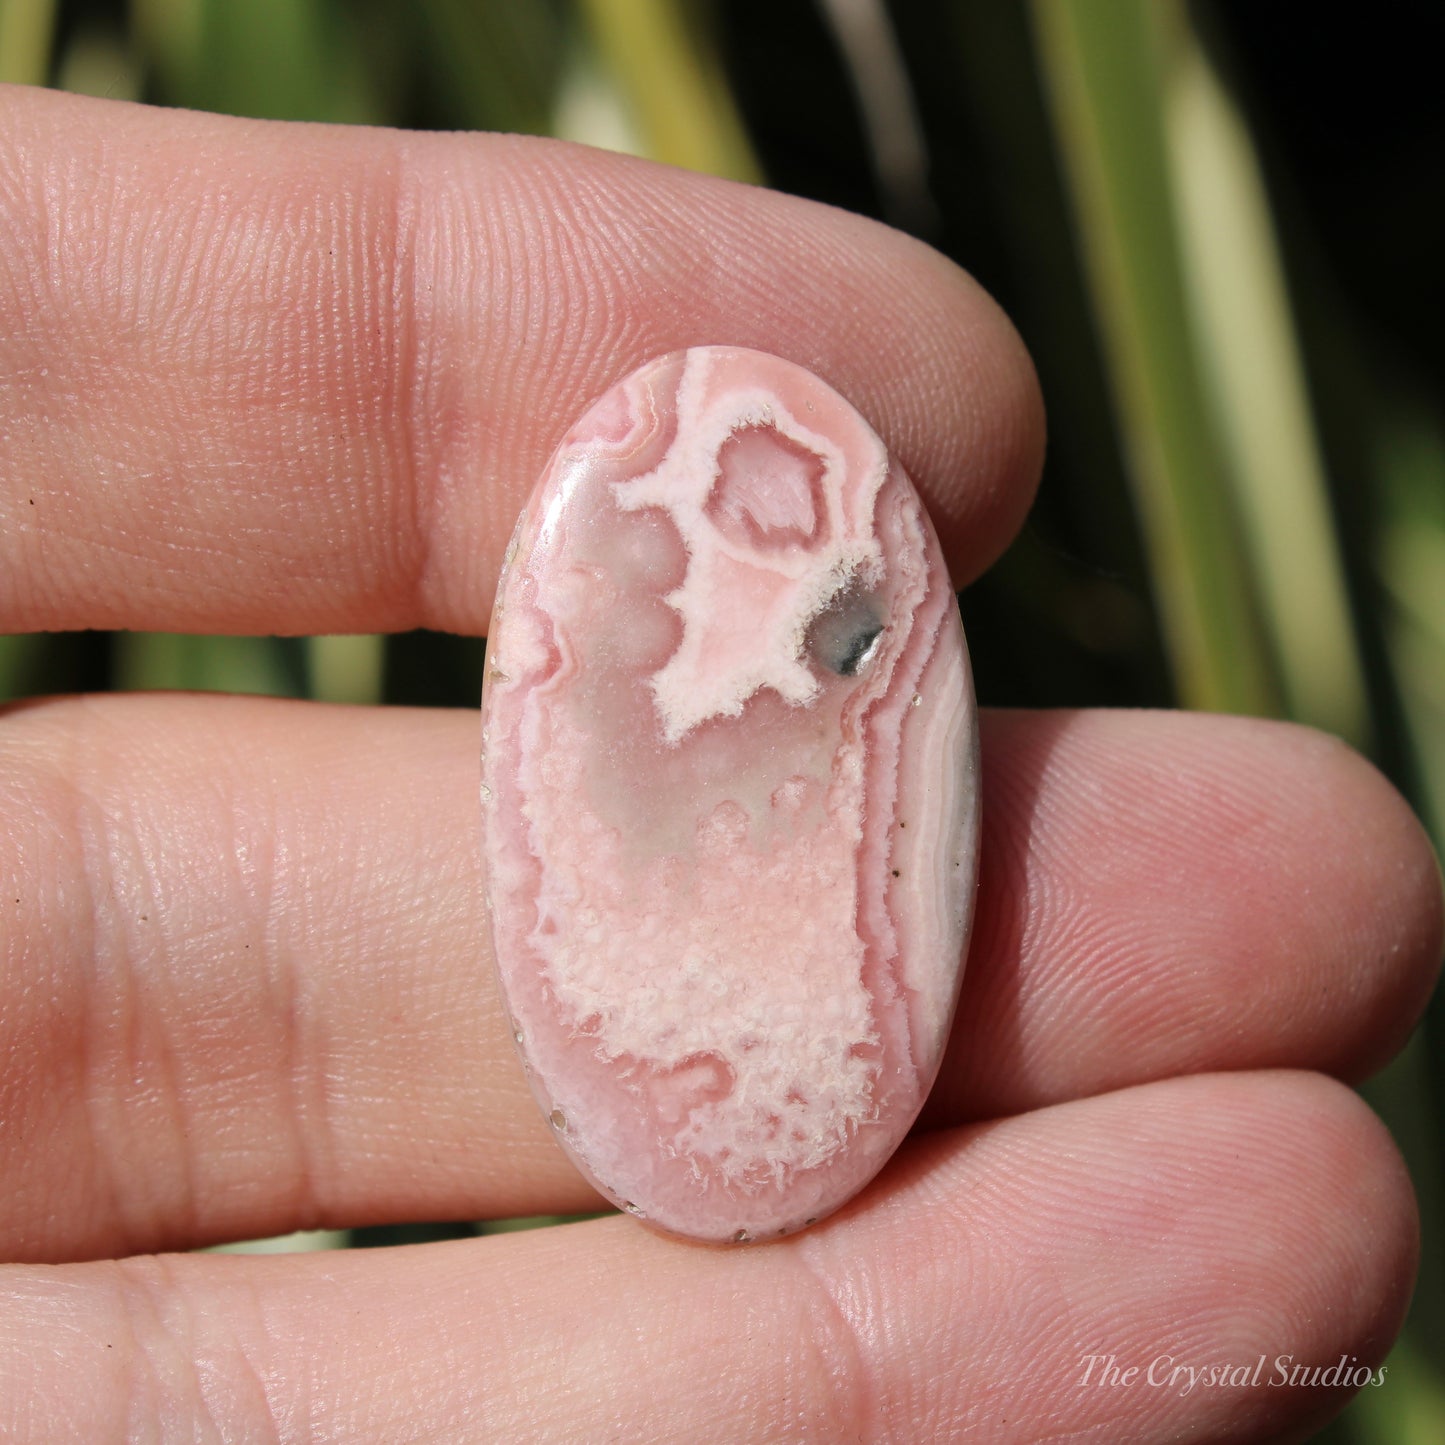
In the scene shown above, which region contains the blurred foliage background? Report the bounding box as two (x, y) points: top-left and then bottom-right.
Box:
(2, 0), (1444, 1439)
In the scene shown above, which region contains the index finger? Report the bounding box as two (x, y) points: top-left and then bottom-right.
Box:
(0, 86), (1044, 636)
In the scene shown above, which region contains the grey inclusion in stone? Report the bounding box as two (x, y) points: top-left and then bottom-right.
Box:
(806, 580), (886, 678)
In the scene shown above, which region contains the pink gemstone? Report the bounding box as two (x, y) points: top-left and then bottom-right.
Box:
(481, 347), (978, 1242)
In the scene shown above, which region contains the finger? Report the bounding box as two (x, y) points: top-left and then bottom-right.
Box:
(0, 86), (1042, 635)
(0, 1073), (1416, 1443)
(926, 707), (1445, 1125)
(2, 696), (1438, 1261)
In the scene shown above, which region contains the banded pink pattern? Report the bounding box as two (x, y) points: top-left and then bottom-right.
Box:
(482, 348), (977, 1242)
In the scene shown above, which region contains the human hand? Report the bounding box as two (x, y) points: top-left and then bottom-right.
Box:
(1, 85), (1440, 1442)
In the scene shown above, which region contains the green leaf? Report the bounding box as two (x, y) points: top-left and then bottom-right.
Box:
(1030, 0), (1278, 715)
(578, 0), (760, 180)
(0, 0), (58, 85)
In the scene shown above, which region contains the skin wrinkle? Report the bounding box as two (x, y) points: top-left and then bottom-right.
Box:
(251, 174), (370, 610)
(115, 1253), (242, 1443)
(124, 781), (209, 1252)
(0, 737), (78, 1257)
(402, 147), (514, 629)
(21, 708), (300, 1256)
(111, 1257), (177, 1439)
(339, 160), (416, 614)
(775, 1244), (875, 1438)
(386, 138), (428, 631)
(62, 727), (136, 1259)
(234, 778), (323, 1236)
(295, 789), (353, 1233)
(190, 1268), (286, 1444)
(251, 745), (350, 1233)
(75, 727), (203, 1256)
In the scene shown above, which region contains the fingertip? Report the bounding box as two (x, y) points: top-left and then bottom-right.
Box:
(898, 243), (1047, 585)
(1262, 1071), (1420, 1390)
(949, 711), (1443, 1119)
(777, 223), (1047, 585)
(1259, 723), (1443, 1081)
(799, 1070), (1419, 1442)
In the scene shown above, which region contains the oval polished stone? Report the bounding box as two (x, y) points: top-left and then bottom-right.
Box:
(481, 347), (978, 1243)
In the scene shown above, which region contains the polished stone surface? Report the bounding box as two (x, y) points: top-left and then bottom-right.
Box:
(481, 347), (977, 1242)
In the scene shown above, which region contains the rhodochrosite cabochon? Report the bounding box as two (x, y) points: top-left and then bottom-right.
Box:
(481, 347), (978, 1243)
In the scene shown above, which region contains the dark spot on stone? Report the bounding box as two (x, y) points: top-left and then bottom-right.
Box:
(836, 623), (882, 676)
(806, 579), (886, 678)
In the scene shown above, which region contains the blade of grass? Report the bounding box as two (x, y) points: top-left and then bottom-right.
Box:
(55, 21), (141, 101)
(1348, 1332), (1445, 1445)
(0, 634), (42, 701)
(476, 1212), (612, 1234)
(577, 0), (760, 180)
(1377, 406), (1445, 844)
(1353, 1027), (1445, 1445)
(816, 0), (936, 233)
(552, 22), (648, 157)
(210, 1229), (348, 1254)
(114, 633), (305, 697)
(1029, 0), (1279, 714)
(1163, 19), (1369, 744)
(412, 0), (564, 135)
(132, 0), (384, 123)
(307, 634), (384, 705)
(0, 0), (58, 84)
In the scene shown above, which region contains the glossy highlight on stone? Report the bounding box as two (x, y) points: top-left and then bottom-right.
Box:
(481, 347), (978, 1243)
